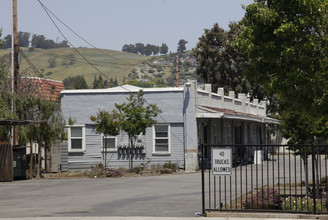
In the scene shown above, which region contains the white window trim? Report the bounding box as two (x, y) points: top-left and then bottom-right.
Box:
(101, 134), (117, 152)
(152, 124), (171, 156)
(67, 125), (86, 153)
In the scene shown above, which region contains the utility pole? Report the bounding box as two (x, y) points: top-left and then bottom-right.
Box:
(12, 0), (19, 146)
(176, 55), (179, 87)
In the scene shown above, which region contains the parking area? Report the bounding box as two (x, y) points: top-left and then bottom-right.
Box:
(0, 172), (202, 218)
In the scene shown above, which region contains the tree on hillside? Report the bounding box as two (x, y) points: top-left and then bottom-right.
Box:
(92, 75), (105, 89)
(2, 34), (11, 49)
(152, 45), (160, 56)
(31, 34), (69, 49)
(63, 75), (88, 89)
(122, 44), (137, 54)
(47, 57), (57, 68)
(144, 44), (153, 56)
(160, 43), (168, 55)
(18, 32), (30, 47)
(177, 39), (188, 56)
(135, 43), (145, 55)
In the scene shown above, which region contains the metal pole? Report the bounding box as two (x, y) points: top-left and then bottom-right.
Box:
(201, 144), (205, 215)
(29, 125), (33, 179)
(312, 146), (316, 214)
(176, 56), (179, 87)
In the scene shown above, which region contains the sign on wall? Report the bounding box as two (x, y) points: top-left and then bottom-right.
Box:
(212, 148), (232, 175)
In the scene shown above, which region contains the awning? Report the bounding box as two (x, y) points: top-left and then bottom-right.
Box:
(196, 105), (279, 124)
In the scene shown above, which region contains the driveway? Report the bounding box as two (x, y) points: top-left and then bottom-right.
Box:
(0, 172), (202, 218)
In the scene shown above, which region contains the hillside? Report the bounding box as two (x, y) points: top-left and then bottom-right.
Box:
(0, 47), (150, 86)
(0, 48), (197, 88)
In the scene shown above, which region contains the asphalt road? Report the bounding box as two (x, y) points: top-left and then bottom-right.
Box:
(0, 172), (202, 218)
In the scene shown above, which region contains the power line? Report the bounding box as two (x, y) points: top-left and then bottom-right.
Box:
(37, 0), (112, 82)
(37, 0), (129, 65)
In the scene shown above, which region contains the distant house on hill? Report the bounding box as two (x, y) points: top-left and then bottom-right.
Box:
(60, 81), (279, 172)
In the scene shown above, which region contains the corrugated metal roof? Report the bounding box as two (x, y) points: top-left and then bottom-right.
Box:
(197, 105), (279, 124)
(61, 85), (184, 94)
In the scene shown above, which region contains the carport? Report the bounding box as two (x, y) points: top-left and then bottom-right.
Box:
(0, 119), (45, 182)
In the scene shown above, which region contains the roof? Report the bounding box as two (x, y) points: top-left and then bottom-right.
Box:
(197, 105), (279, 124)
(24, 77), (65, 102)
(0, 119), (47, 125)
(61, 85), (184, 94)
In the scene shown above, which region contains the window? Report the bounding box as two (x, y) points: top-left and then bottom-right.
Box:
(68, 126), (85, 153)
(153, 124), (170, 155)
(102, 135), (117, 152)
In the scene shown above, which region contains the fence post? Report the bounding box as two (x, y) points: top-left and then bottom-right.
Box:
(312, 145), (316, 214)
(201, 144), (205, 215)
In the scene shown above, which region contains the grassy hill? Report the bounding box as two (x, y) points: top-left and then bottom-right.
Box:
(0, 47), (150, 86)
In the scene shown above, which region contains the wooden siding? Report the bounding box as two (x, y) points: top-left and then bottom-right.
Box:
(64, 123), (185, 170)
(60, 142), (68, 172)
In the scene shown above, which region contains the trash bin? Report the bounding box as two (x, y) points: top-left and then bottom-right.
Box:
(13, 148), (27, 180)
(254, 150), (263, 165)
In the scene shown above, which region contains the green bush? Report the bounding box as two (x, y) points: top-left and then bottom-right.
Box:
(163, 162), (177, 172)
(87, 163), (104, 178)
(132, 166), (144, 174)
(283, 197), (322, 212)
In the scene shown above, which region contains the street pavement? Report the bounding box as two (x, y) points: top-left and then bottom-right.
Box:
(0, 172), (202, 218)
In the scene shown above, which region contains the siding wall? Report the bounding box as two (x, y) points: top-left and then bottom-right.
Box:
(61, 89), (192, 170)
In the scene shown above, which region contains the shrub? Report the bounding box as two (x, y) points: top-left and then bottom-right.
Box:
(283, 197), (322, 212)
(163, 162), (177, 172)
(87, 163), (104, 178)
(160, 168), (173, 174)
(132, 166), (144, 174)
(243, 188), (282, 210)
(106, 169), (124, 178)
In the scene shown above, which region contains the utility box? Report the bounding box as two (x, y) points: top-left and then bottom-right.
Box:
(13, 147), (27, 180)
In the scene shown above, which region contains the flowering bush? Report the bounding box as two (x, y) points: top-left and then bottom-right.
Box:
(243, 188), (282, 210)
(106, 169), (124, 178)
(283, 197), (322, 212)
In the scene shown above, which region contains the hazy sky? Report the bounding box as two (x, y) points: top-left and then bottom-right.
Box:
(1, 0), (253, 52)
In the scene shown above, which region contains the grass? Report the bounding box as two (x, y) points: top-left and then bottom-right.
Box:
(0, 47), (149, 86)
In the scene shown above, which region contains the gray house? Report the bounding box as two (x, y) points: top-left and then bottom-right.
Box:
(60, 81), (278, 172)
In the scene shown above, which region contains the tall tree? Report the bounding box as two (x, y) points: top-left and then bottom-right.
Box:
(193, 23), (259, 95)
(18, 32), (30, 47)
(160, 43), (168, 55)
(135, 43), (145, 55)
(152, 45), (160, 56)
(234, 0), (328, 145)
(177, 39), (188, 56)
(144, 44), (153, 56)
(2, 34), (11, 49)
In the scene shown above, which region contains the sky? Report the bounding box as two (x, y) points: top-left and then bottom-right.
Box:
(1, 0), (253, 52)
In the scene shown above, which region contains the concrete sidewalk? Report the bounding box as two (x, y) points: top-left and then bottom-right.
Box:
(2, 214), (328, 220)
